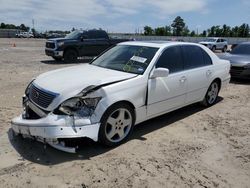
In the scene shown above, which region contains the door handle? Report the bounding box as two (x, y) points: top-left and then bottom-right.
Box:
(179, 76), (187, 83)
(206, 70), (212, 76)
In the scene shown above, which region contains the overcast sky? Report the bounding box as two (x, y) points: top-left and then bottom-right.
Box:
(0, 0), (249, 33)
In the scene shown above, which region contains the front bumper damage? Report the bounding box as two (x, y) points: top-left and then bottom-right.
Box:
(11, 114), (100, 153)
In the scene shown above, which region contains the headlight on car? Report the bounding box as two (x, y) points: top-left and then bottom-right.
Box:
(58, 97), (101, 117)
(57, 41), (64, 47)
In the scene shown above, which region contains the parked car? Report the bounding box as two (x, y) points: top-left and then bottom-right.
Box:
(218, 42), (250, 79)
(199, 38), (228, 52)
(45, 29), (130, 63)
(16, 32), (34, 38)
(12, 41), (230, 153)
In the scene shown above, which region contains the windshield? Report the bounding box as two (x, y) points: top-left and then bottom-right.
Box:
(204, 38), (217, 42)
(92, 45), (159, 74)
(65, 30), (82, 39)
(231, 44), (250, 55)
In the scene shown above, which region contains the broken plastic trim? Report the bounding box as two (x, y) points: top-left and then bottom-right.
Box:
(79, 76), (138, 96)
(47, 141), (77, 153)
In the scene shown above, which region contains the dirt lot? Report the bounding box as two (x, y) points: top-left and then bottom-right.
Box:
(0, 38), (249, 188)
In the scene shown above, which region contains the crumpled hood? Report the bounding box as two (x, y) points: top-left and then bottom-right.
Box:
(34, 64), (136, 98)
(218, 53), (250, 66)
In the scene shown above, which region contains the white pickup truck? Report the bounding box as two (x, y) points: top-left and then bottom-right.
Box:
(199, 38), (228, 52)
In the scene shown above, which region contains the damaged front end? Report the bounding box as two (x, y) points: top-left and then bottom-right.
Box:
(11, 82), (102, 153)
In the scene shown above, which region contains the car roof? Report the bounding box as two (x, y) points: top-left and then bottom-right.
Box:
(119, 41), (199, 48)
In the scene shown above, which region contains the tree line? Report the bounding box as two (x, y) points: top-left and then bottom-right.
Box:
(144, 16), (250, 38)
(0, 23), (30, 32)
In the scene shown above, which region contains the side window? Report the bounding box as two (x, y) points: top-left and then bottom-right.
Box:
(182, 45), (206, 69)
(87, 31), (97, 39)
(93, 31), (107, 39)
(155, 46), (183, 74)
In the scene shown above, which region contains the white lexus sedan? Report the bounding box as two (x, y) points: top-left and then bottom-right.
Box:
(11, 41), (230, 153)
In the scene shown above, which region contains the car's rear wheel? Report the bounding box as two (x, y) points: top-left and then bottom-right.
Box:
(201, 81), (220, 107)
(222, 45), (227, 52)
(64, 49), (77, 63)
(211, 46), (216, 52)
(98, 103), (135, 147)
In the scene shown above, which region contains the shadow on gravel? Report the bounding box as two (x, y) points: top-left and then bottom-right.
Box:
(40, 58), (93, 65)
(8, 97), (223, 165)
(230, 78), (250, 85)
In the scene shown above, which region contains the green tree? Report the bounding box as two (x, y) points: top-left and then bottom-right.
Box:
(171, 16), (186, 36)
(144, 26), (154, 35)
(165, 26), (172, 36)
(0, 22), (6, 29)
(190, 31), (196, 37)
(182, 26), (190, 36)
(155, 27), (165, 36)
(19, 24), (29, 31)
(201, 30), (207, 37)
(222, 24), (231, 37)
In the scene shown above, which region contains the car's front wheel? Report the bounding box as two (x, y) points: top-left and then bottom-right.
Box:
(201, 81), (220, 107)
(52, 57), (62, 61)
(98, 103), (135, 147)
(64, 49), (78, 63)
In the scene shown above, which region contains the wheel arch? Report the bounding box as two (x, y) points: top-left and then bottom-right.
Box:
(100, 100), (136, 123)
(63, 47), (79, 57)
(212, 77), (222, 91)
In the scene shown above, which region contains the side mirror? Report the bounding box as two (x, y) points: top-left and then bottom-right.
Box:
(150, 68), (169, 79)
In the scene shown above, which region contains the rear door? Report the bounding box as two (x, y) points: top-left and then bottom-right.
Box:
(147, 46), (187, 117)
(78, 31), (94, 56)
(181, 45), (214, 104)
(93, 31), (110, 54)
(217, 39), (223, 49)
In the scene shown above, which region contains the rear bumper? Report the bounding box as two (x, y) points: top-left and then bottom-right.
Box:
(45, 49), (63, 57)
(11, 114), (100, 141)
(221, 75), (231, 88)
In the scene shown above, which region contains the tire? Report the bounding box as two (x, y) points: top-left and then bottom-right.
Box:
(52, 57), (62, 61)
(211, 46), (216, 52)
(63, 49), (78, 63)
(98, 103), (135, 147)
(201, 81), (220, 107)
(222, 45), (227, 52)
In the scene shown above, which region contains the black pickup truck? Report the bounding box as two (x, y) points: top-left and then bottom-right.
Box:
(45, 29), (130, 63)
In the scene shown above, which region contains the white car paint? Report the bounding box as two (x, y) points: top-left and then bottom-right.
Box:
(11, 41), (230, 153)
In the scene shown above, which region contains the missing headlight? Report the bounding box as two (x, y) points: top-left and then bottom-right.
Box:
(57, 97), (101, 117)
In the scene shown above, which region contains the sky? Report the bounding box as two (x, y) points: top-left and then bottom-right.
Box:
(0, 0), (250, 33)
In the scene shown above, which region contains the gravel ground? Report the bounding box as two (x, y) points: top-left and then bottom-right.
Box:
(0, 38), (249, 188)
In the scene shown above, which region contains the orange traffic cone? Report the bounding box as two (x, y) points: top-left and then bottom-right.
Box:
(13, 43), (16, 47)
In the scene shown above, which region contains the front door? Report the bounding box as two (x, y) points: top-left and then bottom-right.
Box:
(147, 46), (187, 117)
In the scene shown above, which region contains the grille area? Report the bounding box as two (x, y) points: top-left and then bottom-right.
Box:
(230, 66), (245, 77)
(29, 84), (58, 109)
(46, 42), (56, 49)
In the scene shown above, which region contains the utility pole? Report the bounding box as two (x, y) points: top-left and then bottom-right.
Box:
(32, 19), (35, 31)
